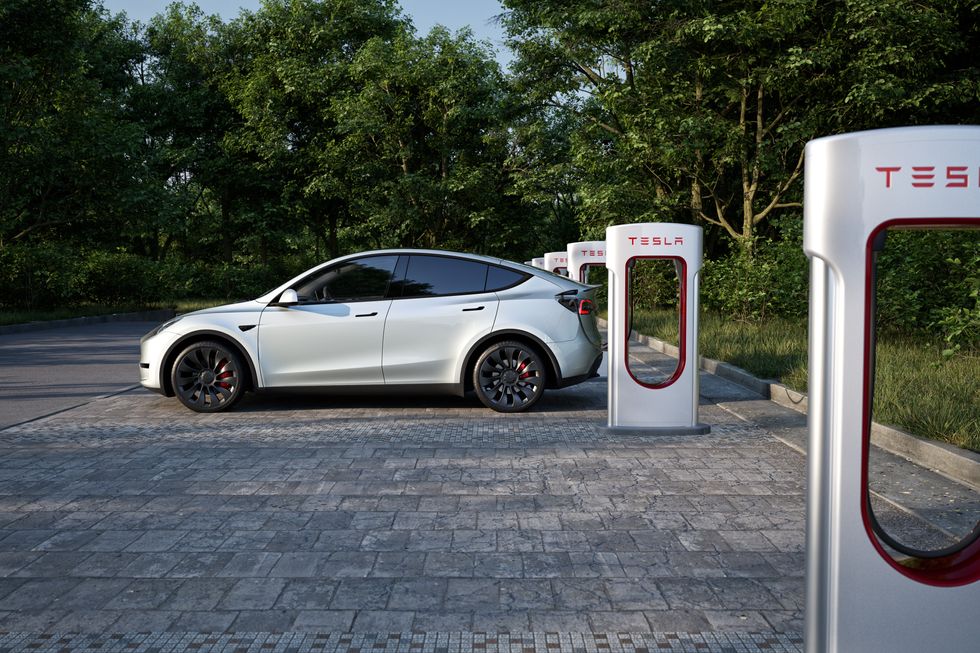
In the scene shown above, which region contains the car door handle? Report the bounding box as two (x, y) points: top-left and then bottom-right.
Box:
(462, 306), (485, 312)
(355, 312), (378, 317)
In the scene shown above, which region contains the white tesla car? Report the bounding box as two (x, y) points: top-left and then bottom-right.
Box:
(140, 250), (603, 413)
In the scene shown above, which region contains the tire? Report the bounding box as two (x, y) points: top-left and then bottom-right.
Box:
(170, 340), (246, 413)
(473, 340), (547, 413)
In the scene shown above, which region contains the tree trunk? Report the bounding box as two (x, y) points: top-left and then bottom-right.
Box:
(328, 213), (338, 259)
(220, 193), (234, 262)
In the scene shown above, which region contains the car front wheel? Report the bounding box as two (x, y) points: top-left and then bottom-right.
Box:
(171, 340), (245, 413)
(473, 340), (546, 413)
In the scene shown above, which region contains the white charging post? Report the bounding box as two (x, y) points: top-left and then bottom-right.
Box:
(544, 251), (569, 276)
(804, 126), (980, 653)
(531, 257), (545, 270)
(603, 223), (708, 434)
(567, 241), (605, 283)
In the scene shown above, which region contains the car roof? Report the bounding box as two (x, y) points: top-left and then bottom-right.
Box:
(349, 248), (508, 265)
(257, 248), (585, 302)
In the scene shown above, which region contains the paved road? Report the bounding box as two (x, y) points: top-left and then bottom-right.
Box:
(0, 321), (157, 430)
(0, 328), (973, 652)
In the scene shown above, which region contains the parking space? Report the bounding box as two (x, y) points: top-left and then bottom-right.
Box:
(0, 334), (974, 652)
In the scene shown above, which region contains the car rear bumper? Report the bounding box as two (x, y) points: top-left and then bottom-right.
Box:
(556, 351), (603, 388)
(549, 335), (603, 388)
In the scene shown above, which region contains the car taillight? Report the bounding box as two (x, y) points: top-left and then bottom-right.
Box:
(557, 292), (594, 315)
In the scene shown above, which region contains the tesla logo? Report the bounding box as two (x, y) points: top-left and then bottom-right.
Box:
(580, 249), (605, 257)
(551, 256), (567, 263)
(627, 236), (684, 246)
(875, 166), (974, 188)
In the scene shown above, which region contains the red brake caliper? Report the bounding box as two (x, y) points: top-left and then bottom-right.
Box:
(215, 358), (233, 389)
(517, 360), (531, 379)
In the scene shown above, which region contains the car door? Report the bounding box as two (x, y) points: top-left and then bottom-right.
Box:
(382, 254), (499, 385)
(258, 255), (398, 387)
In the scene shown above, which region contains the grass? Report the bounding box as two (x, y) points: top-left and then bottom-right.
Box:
(0, 298), (236, 326)
(613, 308), (979, 453)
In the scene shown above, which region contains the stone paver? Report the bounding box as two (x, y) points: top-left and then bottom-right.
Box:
(0, 335), (973, 652)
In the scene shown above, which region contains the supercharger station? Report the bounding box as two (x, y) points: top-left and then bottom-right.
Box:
(567, 240), (605, 283)
(531, 257), (545, 270)
(804, 126), (980, 653)
(603, 223), (709, 434)
(543, 251), (569, 276)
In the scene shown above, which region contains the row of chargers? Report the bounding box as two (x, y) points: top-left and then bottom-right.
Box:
(525, 126), (979, 651)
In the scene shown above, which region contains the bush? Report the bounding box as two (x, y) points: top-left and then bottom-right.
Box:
(928, 252), (980, 354)
(0, 242), (79, 309)
(78, 251), (171, 305)
(701, 217), (808, 321)
(874, 230), (980, 340)
(162, 255), (316, 301)
(0, 244), (320, 310)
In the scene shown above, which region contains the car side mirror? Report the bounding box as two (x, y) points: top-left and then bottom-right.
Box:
(275, 288), (299, 306)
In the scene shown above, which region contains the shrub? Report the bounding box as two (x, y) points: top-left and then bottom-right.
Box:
(78, 251), (170, 305)
(874, 230), (980, 339)
(0, 242), (79, 309)
(700, 217), (808, 322)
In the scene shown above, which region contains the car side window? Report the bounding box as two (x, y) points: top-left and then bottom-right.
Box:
(394, 255), (490, 298)
(485, 265), (529, 291)
(295, 256), (397, 303)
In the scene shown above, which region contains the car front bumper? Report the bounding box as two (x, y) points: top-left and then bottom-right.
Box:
(139, 328), (182, 395)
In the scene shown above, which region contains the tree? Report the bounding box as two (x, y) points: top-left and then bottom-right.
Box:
(138, 3), (280, 263)
(507, 107), (585, 251)
(502, 0), (980, 254)
(223, 0), (405, 259)
(0, 0), (144, 248)
(337, 25), (533, 255)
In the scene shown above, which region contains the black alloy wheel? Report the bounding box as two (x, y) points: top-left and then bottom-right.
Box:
(474, 340), (546, 412)
(171, 341), (245, 413)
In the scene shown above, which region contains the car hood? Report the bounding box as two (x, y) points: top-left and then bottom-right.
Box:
(180, 300), (266, 318)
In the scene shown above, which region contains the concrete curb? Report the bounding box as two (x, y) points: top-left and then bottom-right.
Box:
(600, 318), (979, 490)
(0, 309), (176, 335)
(870, 422), (980, 491)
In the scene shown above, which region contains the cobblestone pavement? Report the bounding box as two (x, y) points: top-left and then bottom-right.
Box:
(0, 338), (973, 652)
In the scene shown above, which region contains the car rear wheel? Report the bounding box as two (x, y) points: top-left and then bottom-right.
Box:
(171, 340), (245, 413)
(473, 340), (546, 413)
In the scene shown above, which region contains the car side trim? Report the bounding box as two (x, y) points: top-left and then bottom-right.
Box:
(159, 330), (259, 396)
(255, 383), (464, 397)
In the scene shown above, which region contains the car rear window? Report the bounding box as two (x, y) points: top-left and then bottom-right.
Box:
(397, 255), (490, 297)
(486, 265), (528, 291)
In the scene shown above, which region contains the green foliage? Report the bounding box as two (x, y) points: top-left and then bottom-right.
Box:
(0, 0), (977, 353)
(78, 251), (169, 305)
(0, 242), (316, 309)
(929, 252), (980, 355)
(701, 216), (808, 321)
(0, 242), (79, 308)
(502, 0), (980, 253)
(0, 0), (145, 247)
(336, 26), (529, 255)
(875, 230), (980, 340)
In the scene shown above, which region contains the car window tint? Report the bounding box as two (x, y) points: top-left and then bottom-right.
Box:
(398, 256), (489, 297)
(486, 265), (528, 291)
(295, 256), (397, 302)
